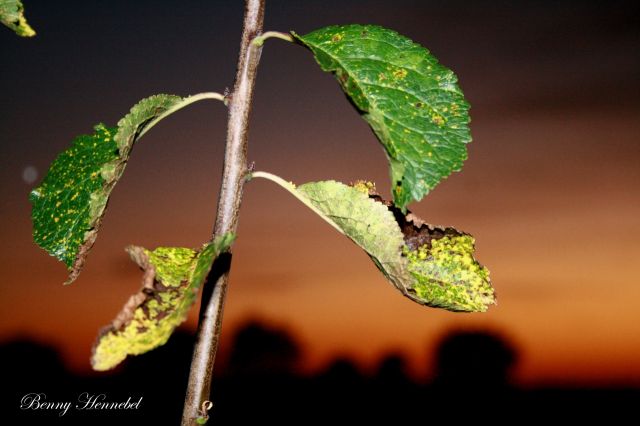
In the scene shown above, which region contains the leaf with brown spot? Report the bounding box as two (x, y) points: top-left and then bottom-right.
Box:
(91, 233), (235, 371)
(252, 172), (495, 312)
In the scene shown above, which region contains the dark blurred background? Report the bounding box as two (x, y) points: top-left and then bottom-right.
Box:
(1, 0), (639, 423)
(2, 323), (638, 423)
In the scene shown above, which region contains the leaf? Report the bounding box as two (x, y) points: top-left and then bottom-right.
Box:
(30, 124), (119, 282)
(30, 94), (184, 284)
(0, 0), (35, 36)
(114, 94), (183, 157)
(403, 231), (494, 312)
(91, 233), (235, 371)
(296, 180), (409, 288)
(252, 172), (494, 312)
(293, 25), (471, 211)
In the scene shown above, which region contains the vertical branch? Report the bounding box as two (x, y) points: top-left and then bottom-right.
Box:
(181, 0), (265, 424)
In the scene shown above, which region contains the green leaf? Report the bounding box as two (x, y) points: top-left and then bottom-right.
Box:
(30, 94), (185, 284)
(293, 25), (471, 211)
(252, 172), (494, 312)
(114, 94), (182, 157)
(30, 124), (119, 282)
(91, 233), (235, 371)
(0, 0), (35, 36)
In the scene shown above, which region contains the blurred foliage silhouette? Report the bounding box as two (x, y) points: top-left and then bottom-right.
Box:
(3, 323), (638, 424)
(434, 330), (517, 389)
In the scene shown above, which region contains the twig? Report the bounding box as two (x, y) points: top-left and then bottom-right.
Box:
(181, 1), (265, 424)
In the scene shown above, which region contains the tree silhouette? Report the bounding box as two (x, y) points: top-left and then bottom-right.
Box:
(433, 330), (517, 390)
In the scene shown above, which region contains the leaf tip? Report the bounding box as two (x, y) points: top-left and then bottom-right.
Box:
(405, 234), (495, 312)
(0, 0), (36, 37)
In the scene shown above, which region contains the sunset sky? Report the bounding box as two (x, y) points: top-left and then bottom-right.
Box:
(1, 0), (639, 386)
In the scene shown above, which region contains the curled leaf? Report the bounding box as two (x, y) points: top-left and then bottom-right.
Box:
(91, 233), (235, 371)
(114, 94), (182, 156)
(293, 25), (471, 211)
(0, 0), (35, 37)
(30, 94), (186, 284)
(252, 172), (494, 312)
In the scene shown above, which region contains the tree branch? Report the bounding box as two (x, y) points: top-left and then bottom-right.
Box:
(181, 1), (265, 424)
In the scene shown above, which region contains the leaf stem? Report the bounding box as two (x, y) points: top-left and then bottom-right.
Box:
(250, 171), (347, 237)
(252, 30), (294, 46)
(181, 1), (265, 424)
(138, 92), (227, 140)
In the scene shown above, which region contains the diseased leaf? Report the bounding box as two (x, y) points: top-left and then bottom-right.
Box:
(114, 94), (182, 157)
(404, 232), (493, 312)
(30, 94), (184, 284)
(0, 0), (35, 37)
(296, 180), (408, 288)
(91, 233), (235, 371)
(30, 124), (119, 281)
(293, 25), (471, 211)
(298, 180), (494, 312)
(252, 172), (494, 312)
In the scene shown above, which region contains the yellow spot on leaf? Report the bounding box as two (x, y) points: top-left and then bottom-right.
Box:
(393, 69), (408, 79)
(431, 114), (445, 126)
(351, 180), (377, 195)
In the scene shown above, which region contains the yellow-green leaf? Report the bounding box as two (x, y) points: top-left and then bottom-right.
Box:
(252, 172), (495, 312)
(91, 233), (235, 371)
(0, 0), (35, 37)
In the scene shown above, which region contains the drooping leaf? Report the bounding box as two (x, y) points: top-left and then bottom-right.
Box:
(295, 180), (409, 288)
(30, 94), (185, 284)
(0, 0), (35, 37)
(252, 172), (494, 312)
(297, 180), (494, 311)
(91, 233), (235, 371)
(30, 124), (119, 281)
(293, 25), (471, 211)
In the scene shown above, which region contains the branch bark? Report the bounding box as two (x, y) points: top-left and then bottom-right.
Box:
(181, 1), (265, 424)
